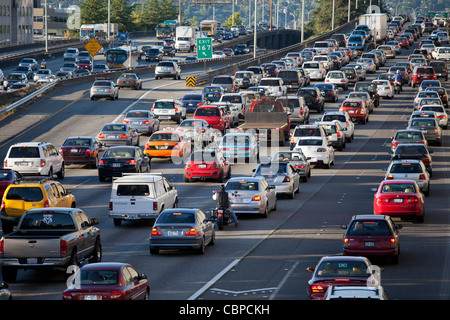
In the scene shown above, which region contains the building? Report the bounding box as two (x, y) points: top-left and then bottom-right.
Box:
(0, 0), (34, 46)
(33, 6), (69, 38)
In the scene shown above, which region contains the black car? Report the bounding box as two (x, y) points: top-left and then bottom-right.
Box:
(260, 63), (278, 77)
(391, 143), (433, 176)
(277, 70), (304, 92)
(181, 93), (206, 113)
(145, 48), (163, 62)
(163, 45), (175, 57)
(296, 87), (324, 113)
(314, 83), (339, 102)
(98, 146), (150, 181)
(234, 44), (248, 55)
(330, 33), (347, 47)
(424, 86), (448, 107)
(354, 81), (379, 107)
(13, 66), (34, 81)
(429, 61), (448, 81)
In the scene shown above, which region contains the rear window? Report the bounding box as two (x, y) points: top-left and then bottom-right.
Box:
(62, 138), (92, 146)
(277, 99), (300, 111)
(322, 115), (346, 122)
(416, 68), (434, 74)
(212, 77), (233, 84)
(103, 148), (136, 158)
(20, 212), (76, 230)
(278, 71), (299, 80)
(78, 270), (118, 285)
(297, 139), (322, 146)
(153, 101), (175, 109)
(395, 145), (428, 154)
(381, 183), (416, 193)
(390, 163), (423, 173)
(195, 108), (220, 116)
(157, 211), (196, 224)
(221, 95), (242, 103)
(342, 101), (362, 108)
(102, 124), (127, 132)
(294, 128), (321, 137)
(314, 42), (328, 47)
(6, 187), (44, 202)
(260, 79), (281, 86)
(149, 133), (180, 142)
(226, 181), (259, 191)
(304, 63), (319, 68)
(251, 102), (281, 112)
(126, 111), (150, 118)
(117, 184), (153, 197)
(347, 220), (392, 236)
(183, 94), (202, 100)
(315, 261), (370, 277)
(8, 146), (40, 158)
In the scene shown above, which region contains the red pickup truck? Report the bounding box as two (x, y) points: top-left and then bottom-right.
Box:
(237, 100), (290, 146)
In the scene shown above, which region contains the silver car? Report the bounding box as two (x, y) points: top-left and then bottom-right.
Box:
(90, 80), (119, 100)
(60, 62), (78, 73)
(97, 123), (139, 147)
(419, 105), (448, 128)
(225, 177), (277, 217)
(302, 61), (326, 80)
(175, 119), (220, 147)
(155, 61), (181, 80)
(123, 110), (160, 135)
(252, 162), (301, 199)
(33, 69), (53, 82)
(271, 150), (311, 182)
(384, 159), (430, 196)
(407, 117), (442, 145)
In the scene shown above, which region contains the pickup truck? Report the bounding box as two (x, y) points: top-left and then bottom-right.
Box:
(0, 208), (101, 282)
(237, 100), (290, 146)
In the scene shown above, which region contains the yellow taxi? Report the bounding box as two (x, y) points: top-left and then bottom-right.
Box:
(144, 130), (191, 160)
(0, 177), (76, 234)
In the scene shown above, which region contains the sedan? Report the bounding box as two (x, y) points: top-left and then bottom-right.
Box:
(271, 150), (311, 182)
(224, 177), (277, 217)
(76, 59), (92, 70)
(60, 62), (78, 73)
(97, 123), (139, 147)
(384, 159), (430, 196)
(341, 214), (402, 263)
(33, 69), (53, 82)
(149, 208), (215, 254)
(144, 130), (191, 161)
(123, 110), (160, 136)
(202, 86), (225, 103)
(98, 146), (150, 181)
(181, 93), (206, 113)
(0, 169), (22, 199)
(175, 119), (219, 147)
(373, 179), (425, 222)
(419, 105), (448, 129)
(372, 79), (394, 99)
(3, 72), (28, 89)
(62, 262), (149, 300)
(314, 83), (339, 103)
(18, 58), (38, 71)
(389, 129), (428, 153)
(90, 80), (119, 100)
(252, 162), (300, 199)
(59, 136), (106, 168)
(391, 143), (433, 176)
(293, 136), (334, 168)
(184, 149), (231, 182)
(407, 117), (442, 146)
(116, 73), (143, 90)
(92, 64), (110, 72)
(14, 66), (34, 81)
(306, 256), (380, 300)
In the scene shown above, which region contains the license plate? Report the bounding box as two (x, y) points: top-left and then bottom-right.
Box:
(157, 146), (168, 149)
(70, 149), (78, 153)
(349, 110), (355, 113)
(168, 230), (180, 236)
(198, 164), (207, 168)
(393, 198), (403, 203)
(365, 242), (375, 247)
(27, 258), (38, 264)
(107, 135), (117, 139)
(84, 295), (101, 300)
(112, 163), (122, 167)
(17, 162), (30, 166)
(160, 116), (171, 119)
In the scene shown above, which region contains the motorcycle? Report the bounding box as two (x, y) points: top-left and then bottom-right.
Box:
(210, 207), (232, 230)
(40, 62), (47, 69)
(394, 81), (402, 94)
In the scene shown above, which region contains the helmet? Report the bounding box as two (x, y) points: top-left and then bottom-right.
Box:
(396, 70), (400, 73)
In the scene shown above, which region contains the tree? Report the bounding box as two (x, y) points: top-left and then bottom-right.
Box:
(224, 12), (242, 28)
(80, 0), (107, 24)
(110, 0), (135, 32)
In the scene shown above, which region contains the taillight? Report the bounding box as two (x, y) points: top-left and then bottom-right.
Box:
(185, 228), (198, 236)
(126, 159), (137, 164)
(85, 149), (92, 156)
(153, 202), (158, 211)
(123, 120), (130, 123)
(142, 120), (150, 124)
(40, 159), (46, 167)
(151, 227), (162, 236)
(387, 174), (394, 180)
(343, 237), (349, 248)
(0, 239), (4, 255)
(252, 196), (261, 201)
(283, 176), (290, 182)
(44, 200), (49, 207)
(110, 290), (124, 300)
(109, 202), (113, 210)
(119, 134), (127, 139)
(311, 285), (325, 293)
(419, 174), (426, 180)
(98, 134), (105, 139)
(60, 240), (68, 254)
(1, 200), (5, 211)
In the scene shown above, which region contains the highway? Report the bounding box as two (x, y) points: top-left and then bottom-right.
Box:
(1, 25), (450, 305)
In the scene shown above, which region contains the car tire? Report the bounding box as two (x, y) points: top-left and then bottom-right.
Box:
(56, 165), (65, 179)
(113, 218), (122, 226)
(150, 246), (159, 255)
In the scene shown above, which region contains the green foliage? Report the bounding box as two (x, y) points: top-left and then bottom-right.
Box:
(224, 13), (242, 28)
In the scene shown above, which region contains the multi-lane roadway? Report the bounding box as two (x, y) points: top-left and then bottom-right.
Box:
(1, 28), (450, 304)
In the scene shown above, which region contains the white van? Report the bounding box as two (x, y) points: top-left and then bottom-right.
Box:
(108, 173), (178, 226)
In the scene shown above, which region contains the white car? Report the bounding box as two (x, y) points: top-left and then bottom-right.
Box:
(316, 121), (346, 151)
(33, 69), (53, 82)
(313, 55), (333, 70)
(325, 70), (348, 90)
(419, 105), (448, 129)
(63, 47), (79, 60)
(372, 79), (394, 99)
(258, 77), (287, 97)
(302, 61), (326, 80)
(384, 159), (430, 196)
(212, 50), (226, 59)
(234, 71), (258, 88)
(293, 136), (335, 168)
(60, 62), (78, 73)
(320, 111), (355, 142)
(151, 99), (186, 123)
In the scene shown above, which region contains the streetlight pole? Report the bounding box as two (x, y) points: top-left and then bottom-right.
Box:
(301, 0), (304, 42)
(254, 0), (257, 59)
(332, 0), (335, 30)
(107, 0), (110, 42)
(44, 0), (48, 54)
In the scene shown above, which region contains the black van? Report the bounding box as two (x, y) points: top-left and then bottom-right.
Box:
(429, 60), (448, 81)
(354, 82), (380, 107)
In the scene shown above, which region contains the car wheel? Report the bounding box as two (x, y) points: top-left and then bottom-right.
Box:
(196, 238), (206, 254)
(113, 218), (122, 226)
(56, 165), (65, 179)
(150, 246), (159, 255)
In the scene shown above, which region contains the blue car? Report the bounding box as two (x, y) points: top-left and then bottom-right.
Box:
(181, 93), (206, 113)
(346, 35), (365, 51)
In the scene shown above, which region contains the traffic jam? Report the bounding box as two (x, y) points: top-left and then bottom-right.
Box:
(0, 12), (449, 301)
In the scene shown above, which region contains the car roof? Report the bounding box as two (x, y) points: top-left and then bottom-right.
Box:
(113, 173), (163, 183)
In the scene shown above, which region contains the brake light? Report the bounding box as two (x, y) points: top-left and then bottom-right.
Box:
(99, 160), (107, 164)
(126, 159), (137, 164)
(151, 227), (162, 236)
(185, 228), (198, 236)
(1, 200), (5, 211)
(283, 177), (290, 182)
(60, 240), (68, 254)
(40, 159), (46, 167)
(0, 239), (4, 255)
(407, 197), (419, 203)
(123, 120), (129, 124)
(44, 200), (49, 207)
(85, 149), (92, 156)
(98, 134), (105, 139)
(387, 174), (394, 180)
(311, 285), (325, 293)
(109, 202), (113, 210)
(252, 196), (261, 201)
(153, 202), (158, 211)
(419, 174), (426, 180)
(343, 237), (349, 248)
(110, 290), (124, 300)
(119, 134), (127, 139)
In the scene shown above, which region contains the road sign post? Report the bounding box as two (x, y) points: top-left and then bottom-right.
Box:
(197, 37), (212, 73)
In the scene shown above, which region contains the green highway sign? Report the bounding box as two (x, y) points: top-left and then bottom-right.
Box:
(196, 37), (213, 59)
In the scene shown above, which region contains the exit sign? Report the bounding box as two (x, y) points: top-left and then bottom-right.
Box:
(196, 37), (212, 59)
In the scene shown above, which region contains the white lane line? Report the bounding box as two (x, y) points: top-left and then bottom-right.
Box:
(269, 261), (299, 300)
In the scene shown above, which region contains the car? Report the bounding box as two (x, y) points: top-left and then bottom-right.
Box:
(293, 136), (334, 168)
(313, 55), (333, 70)
(271, 150), (311, 182)
(219, 93), (251, 120)
(275, 96), (310, 127)
(97, 146), (150, 181)
(144, 130), (191, 161)
(193, 105), (230, 133)
(316, 120), (346, 151)
(296, 86), (324, 113)
(59, 62), (78, 73)
(373, 179), (425, 222)
(429, 61), (448, 81)
(410, 66), (437, 87)
(252, 162), (300, 199)
(63, 48), (79, 61)
(63, 262), (149, 300)
(407, 117), (442, 146)
(163, 45), (175, 57)
(14, 65), (34, 81)
(219, 132), (259, 163)
(76, 51), (92, 61)
(234, 71), (257, 89)
(346, 91), (374, 114)
(258, 77), (287, 97)
(7, 82), (30, 93)
(155, 61), (181, 80)
(151, 99), (186, 123)
(346, 34), (365, 51)
(289, 124), (327, 149)
(341, 214), (402, 263)
(340, 67), (358, 84)
(260, 63), (279, 77)
(372, 79), (394, 99)
(54, 70), (73, 79)
(419, 80), (441, 91)
(410, 57), (428, 69)
(384, 159), (430, 196)
(222, 47), (234, 56)
(116, 73), (143, 90)
(184, 149), (231, 182)
(377, 45), (396, 58)
(32, 69), (52, 82)
(3, 141), (65, 178)
(97, 123), (139, 147)
(389, 130), (428, 153)
(234, 43), (249, 55)
(419, 105), (448, 129)
(90, 79), (119, 100)
(181, 93), (206, 113)
(18, 58), (38, 71)
(92, 64), (110, 72)
(323, 285), (390, 300)
(0, 169), (22, 199)
(388, 66), (409, 84)
(224, 176), (277, 217)
(424, 86), (448, 107)
(314, 83), (339, 103)
(202, 85), (225, 103)
(391, 143), (433, 176)
(175, 119), (219, 147)
(325, 71), (348, 90)
(211, 75), (237, 93)
(417, 98), (443, 110)
(3, 72), (28, 89)
(306, 256), (380, 300)
(59, 136), (106, 168)
(76, 59), (92, 70)
(246, 66), (265, 83)
(413, 90), (441, 110)
(123, 110), (160, 135)
(339, 99), (369, 124)
(302, 61), (326, 80)
(0, 177), (75, 233)
(356, 58), (376, 73)
(145, 48), (163, 62)
(320, 111), (355, 142)
(149, 208), (215, 254)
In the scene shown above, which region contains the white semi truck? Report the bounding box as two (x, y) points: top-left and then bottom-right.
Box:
(175, 26), (196, 52)
(358, 13), (388, 44)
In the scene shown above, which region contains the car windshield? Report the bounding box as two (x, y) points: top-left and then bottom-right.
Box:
(103, 148), (135, 158)
(315, 261), (371, 277)
(226, 181), (259, 191)
(347, 220), (392, 236)
(8, 146), (40, 158)
(390, 163), (423, 173)
(20, 212), (76, 229)
(63, 138), (92, 146)
(297, 139), (323, 146)
(157, 211), (196, 224)
(149, 133), (180, 142)
(78, 270), (119, 285)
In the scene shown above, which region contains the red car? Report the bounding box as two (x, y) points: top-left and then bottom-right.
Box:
(306, 256), (379, 300)
(77, 59), (92, 70)
(59, 136), (106, 168)
(62, 262), (149, 300)
(184, 149), (231, 182)
(410, 66), (437, 87)
(0, 169), (22, 199)
(193, 105), (230, 133)
(373, 179), (425, 222)
(397, 37), (409, 49)
(339, 99), (369, 124)
(341, 214), (402, 264)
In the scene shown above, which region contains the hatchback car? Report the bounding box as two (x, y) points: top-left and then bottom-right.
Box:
(149, 208), (215, 254)
(184, 149), (231, 183)
(90, 80), (119, 100)
(63, 262), (149, 300)
(293, 136), (334, 168)
(314, 83), (339, 103)
(97, 123), (139, 147)
(123, 110), (160, 135)
(306, 256), (379, 300)
(373, 179), (425, 222)
(341, 214), (402, 263)
(346, 91), (374, 114)
(252, 162), (300, 199)
(155, 61), (181, 80)
(60, 136), (106, 168)
(339, 99), (369, 124)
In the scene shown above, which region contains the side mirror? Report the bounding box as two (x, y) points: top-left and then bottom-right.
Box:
(306, 266), (315, 272)
(371, 187), (378, 192)
(340, 224), (348, 229)
(140, 273), (148, 280)
(90, 218), (100, 226)
(395, 224), (403, 230)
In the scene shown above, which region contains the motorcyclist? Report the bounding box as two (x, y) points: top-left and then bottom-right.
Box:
(212, 184), (239, 227)
(40, 59), (47, 69)
(393, 70), (403, 92)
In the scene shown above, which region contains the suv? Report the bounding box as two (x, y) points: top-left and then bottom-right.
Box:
(0, 177), (76, 233)
(296, 86), (325, 113)
(316, 121), (346, 151)
(4, 142), (65, 179)
(275, 96), (309, 127)
(211, 75), (237, 93)
(320, 111), (355, 142)
(429, 60), (448, 81)
(145, 48), (163, 62)
(258, 77), (287, 97)
(290, 124), (327, 150)
(108, 173), (178, 226)
(277, 70), (305, 92)
(354, 81), (379, 107)
(151, 99), (186, 123)
(155, 61), (181, 80)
